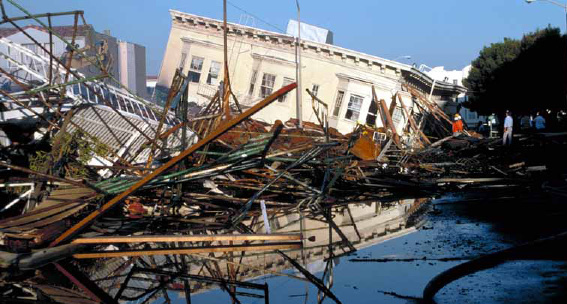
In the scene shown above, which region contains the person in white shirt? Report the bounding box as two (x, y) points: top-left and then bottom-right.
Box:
(533, 112), (546, 131)
(503, 110), (513, 145)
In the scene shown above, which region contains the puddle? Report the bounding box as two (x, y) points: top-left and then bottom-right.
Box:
(1, 192), (567, 304)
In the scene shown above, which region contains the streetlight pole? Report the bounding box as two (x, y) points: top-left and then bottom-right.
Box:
(525, 0), (567, 35)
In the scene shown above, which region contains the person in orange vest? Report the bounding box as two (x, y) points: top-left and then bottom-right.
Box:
(453, 113), (464, 136)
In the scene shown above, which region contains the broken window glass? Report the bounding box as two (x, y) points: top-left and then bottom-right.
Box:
(260, 73), (276, 98)
(332, 91), (344, 117)
(345, 94), (363, 121)
(206, 61), (221, 85)
(188, 56), (204, 83)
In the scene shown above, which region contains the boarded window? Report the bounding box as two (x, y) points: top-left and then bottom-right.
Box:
(248, 70), (258, 96)
(278, 77), (295, 102)
(206, 61), (221, 85)
(260, 73), (276, 98)
(332, 91), (344, 117)
(345, 94), (363, 121)
(188, 56), (204, 83)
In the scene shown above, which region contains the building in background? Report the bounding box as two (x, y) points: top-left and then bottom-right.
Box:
(0, 25), (148, 98)
(423, 65), (485, 129)
(118, 40), (147, 98)
(157, 10), (465, 135)
(146, 75), (159, 98)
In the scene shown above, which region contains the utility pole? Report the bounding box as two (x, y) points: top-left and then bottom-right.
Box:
(295, 0), (303, 128)
(223, 0), (231, 120)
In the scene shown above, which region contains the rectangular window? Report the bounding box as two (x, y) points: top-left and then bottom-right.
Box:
(206, 61), (221, 85)
(179, 52), (187, 70)
(453, 79), (458, 85)
(332, 91), (344, 117)
(311, 84), (320, 97)
(278, 77), (295, 102)
(188, 56), (204, 83)
(260, 73), (276, 98)
(345, 94), (363, 121)
(22, 43), (37, 54)
(248, 70), (258, 96)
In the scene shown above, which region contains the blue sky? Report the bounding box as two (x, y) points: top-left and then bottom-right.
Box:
(4, 0), (566, 75)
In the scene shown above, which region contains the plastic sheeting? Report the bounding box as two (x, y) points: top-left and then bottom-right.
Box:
(286, 20), (333, 44)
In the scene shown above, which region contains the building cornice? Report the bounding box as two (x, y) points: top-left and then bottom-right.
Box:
(251, 53), (296, 67)
(169, 9), (467, 97)
(180, 36), (223, 50)
(169, 10), (411, 73)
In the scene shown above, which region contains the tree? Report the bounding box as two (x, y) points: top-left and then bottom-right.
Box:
(464, 27), (567, 115)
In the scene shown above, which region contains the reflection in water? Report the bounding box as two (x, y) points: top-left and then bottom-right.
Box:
(0, 198), (429, 303)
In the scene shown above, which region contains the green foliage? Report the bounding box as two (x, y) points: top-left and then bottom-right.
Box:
(28, 129), (111, 179)
(464, 27), (567, 115)
(29, 150), (49, 173)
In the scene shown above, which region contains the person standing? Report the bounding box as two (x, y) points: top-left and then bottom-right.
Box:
(452, 114), (464, 136)
(533, 112), (546, 131)
(503, 110), (513, 145)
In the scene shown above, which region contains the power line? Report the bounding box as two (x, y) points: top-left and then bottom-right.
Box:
(227, 0), (286, 33)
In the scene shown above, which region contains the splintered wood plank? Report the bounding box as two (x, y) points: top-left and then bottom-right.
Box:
(34, 187), (96, 211)
(0, 202), (81, 229)
(1, 204), (86, 233)
(72, 233), (302, 244)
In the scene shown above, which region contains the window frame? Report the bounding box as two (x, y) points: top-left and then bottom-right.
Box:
(259, 73), (276, 98)
(332, 90), (345, 117)
(188, 56), (204, 83)
(248, 70), (258, 96)
(344, 94), (364, 121)
(311, 84), (320, 97)
(206, 60), (221, 85)
(278, 77), (295, 102)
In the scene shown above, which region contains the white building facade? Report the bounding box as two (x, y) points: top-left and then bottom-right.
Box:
(424, 65), (486, 128)
(157, 11), (465, 135)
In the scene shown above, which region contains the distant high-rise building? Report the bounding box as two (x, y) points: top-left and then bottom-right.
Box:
(0, 25), (148, 98)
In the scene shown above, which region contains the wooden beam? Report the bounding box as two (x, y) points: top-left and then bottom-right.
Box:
(72, 234), (301, 244)
(50, 83), (297, 247)
(371, 86), (388, 129)
(397, 93), (431, 145)
(73, 242), (302, 259)
(378, 99), (401, 148)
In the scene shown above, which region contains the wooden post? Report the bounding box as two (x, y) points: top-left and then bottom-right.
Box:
(378, 98), (401, 148)
(397, 93), (431, 145)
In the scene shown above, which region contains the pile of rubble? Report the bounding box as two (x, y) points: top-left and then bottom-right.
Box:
(0, 2), (565, 304)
